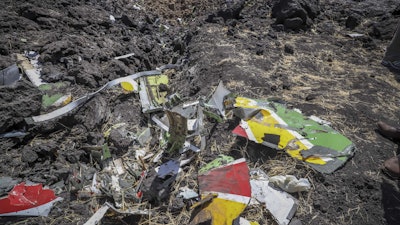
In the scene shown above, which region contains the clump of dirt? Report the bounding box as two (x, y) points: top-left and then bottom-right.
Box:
(1, 0), (400, 225)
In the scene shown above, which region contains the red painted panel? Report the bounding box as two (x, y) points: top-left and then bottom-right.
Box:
(199, 160), (251, 197)
(0, 182), (57, 214)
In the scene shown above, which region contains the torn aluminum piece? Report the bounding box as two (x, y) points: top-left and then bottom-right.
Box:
(83, 204), (110, 225)
(27, 65), (178, 123)
(154, 157), (194, 178)
(157, 160), (180, 179)
(166, 110), (188, 152)
(29, 76), (138, 123)
(114, 53), (135, 60)
(0, 64), (21, 86)
(0, 182), (63, 217)
(207, 81), (231, 117)
(250, 169), (298, 225)
(269, 175), (310, 193)
(16, 53), (45, 87)
(139, 74), (169, 113)
(178, 187), (198, 199)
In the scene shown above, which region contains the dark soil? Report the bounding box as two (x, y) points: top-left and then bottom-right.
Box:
(1, 0), (400, 224)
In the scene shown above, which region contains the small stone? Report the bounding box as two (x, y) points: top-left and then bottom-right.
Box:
(21, 148), (38, 163)
(284, 17), (304, 30)
(284, 44), (294, 54)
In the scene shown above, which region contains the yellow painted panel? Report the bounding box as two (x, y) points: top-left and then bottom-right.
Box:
(197, 197), (247, 225)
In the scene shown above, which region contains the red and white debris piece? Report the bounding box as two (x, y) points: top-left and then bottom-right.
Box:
(0, 182), (63, 217)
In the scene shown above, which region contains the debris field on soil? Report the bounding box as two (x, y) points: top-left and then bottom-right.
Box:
(1, 0), (400, 225)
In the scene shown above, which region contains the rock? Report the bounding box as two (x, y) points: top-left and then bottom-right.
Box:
(284, 44), (295, 54)
(74, 96), (109, 131)
(69, 60), (102, 87)
(370, 16), (398, 40)
(284, 17), (304, 30)
(21, 147), (39, 163)
(346, 14), (361, 30)
(206, 0), (245, 23)
(121, 15), (137, 27)
(272, 0), (320, 31)
(108, 128), (133, 155)
(0, 79), (41, 133)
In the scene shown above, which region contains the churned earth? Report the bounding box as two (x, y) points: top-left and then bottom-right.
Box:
(1, 0), (400, 224)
